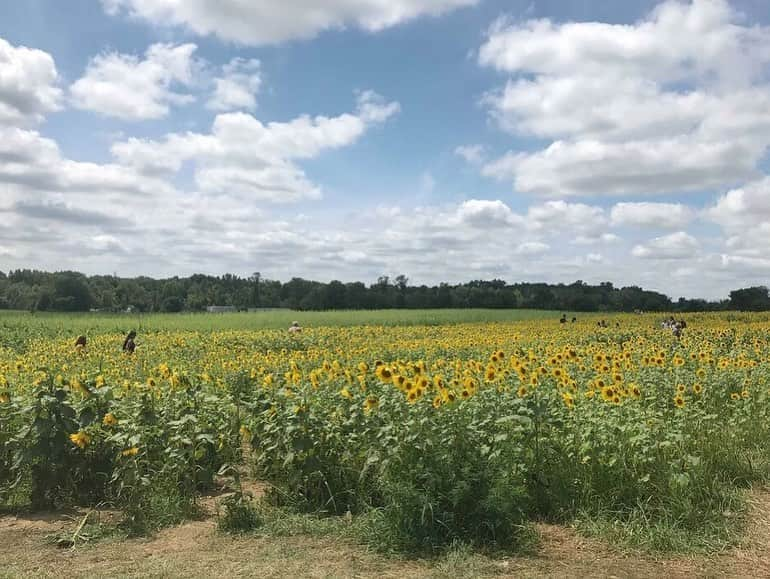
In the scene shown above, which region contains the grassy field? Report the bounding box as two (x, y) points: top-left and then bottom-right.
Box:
(0, 308), (563, 337)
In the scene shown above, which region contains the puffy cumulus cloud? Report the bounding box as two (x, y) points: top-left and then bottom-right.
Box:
(524, 200), (606, 235)
(207, 58), (261, 112)
(0, 126), (174, 197)
(483, 137), (757, 197)
(111, 91), (399, 201)
(479, 0), (770, 197)
(102, 0), (478, 45)
(611, 202), (694, 229)
(454, 199), (521, 228)
(0, 36), (62, 126)
(632, 231), (700, 260)
(0, 125), (187, 271)
(706, 177), (770, 230)
(70, 43), (200, 120)
(706, 178), (770, 264)
(479, 0), (767, 83)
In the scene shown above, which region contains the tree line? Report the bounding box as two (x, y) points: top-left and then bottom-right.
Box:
(0, 269), (768, 313)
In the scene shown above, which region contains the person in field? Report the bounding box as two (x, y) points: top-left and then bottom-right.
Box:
(288, 321), (302, 334)
(122, 330), (137, 353)
(75, 335), (87, 350)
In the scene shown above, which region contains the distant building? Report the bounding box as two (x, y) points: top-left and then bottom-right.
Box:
(206, 305), (236, 313)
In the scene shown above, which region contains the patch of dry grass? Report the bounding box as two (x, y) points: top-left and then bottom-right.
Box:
(3, 489), (770, 578)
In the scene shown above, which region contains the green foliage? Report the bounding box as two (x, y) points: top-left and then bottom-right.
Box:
(0, 267), (729, 313)
(5, 310), (770, 557)
(7, 375), (113, 509)
(218, 493), (263, 534)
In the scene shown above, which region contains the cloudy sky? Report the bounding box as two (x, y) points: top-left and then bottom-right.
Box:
(1, 0), (769, 299)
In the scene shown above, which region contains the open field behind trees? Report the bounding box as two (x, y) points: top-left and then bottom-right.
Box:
(4, 310), (770, 577)
(0, 308), (562, 337)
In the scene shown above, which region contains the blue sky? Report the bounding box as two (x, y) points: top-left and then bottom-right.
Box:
(1, 0), (770, 299)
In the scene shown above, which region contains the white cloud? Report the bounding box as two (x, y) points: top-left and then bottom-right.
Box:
(478, 0), (770, 197)
(706, 178), (770, 263)
(70, 43), (200, 120)
(102, 0), (478, 45)
(706, 177), (770, 230)
(483, 134), (759, 198)
(455, 199), (521, 228)
(516, 241), (549, 255)
(207, 58), (261, 112)
(111, 91), (400, 201)
(0, 37), (62, 126)
(454, 144), (486, 164)
(573, 233), (620, 245)
(525, 200), (606, 234)
(478, 0), (768, 84)
(611, 202), (694, 229)
(0, 126), (174, 197)
(632, 231), (699, 260)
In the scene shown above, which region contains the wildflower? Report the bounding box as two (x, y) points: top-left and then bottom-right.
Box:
(364, 396), (379, 413)
(69, 431), (91, 449)
(673, 395), (685, 409)
(121, 447), (139, 457)
(102, 412), (118, 427)
(375, 365), (393, 383)
(692, 383), (702, 395)
(339, 387), (353, 400)
(517, 385), (528, 397)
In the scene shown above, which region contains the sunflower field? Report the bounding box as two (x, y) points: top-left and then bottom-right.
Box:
(3, 311), (770, 550)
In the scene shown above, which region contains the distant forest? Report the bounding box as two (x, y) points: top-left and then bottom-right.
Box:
(0, 270), (769, 313)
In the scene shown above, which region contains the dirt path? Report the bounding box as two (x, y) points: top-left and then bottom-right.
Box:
(3, 491), (770, 578)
